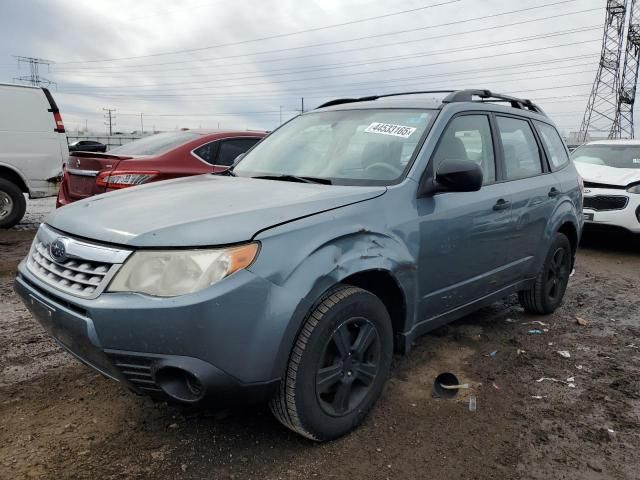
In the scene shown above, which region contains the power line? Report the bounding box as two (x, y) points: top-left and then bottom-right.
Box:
(54, 25), (600, 91)
(58, 38), (601, 97)
(61, 56), (593, 101)
(51, 3), (598, 74)
(53, 0), (465, 64)
(117, 110), (298, 117)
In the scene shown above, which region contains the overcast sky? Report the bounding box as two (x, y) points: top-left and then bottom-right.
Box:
(0, 0), (612, 135)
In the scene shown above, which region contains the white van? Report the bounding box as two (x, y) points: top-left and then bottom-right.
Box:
(0, 83), (68, 228)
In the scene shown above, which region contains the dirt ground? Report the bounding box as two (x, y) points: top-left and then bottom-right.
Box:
(1, 212), (639, 479)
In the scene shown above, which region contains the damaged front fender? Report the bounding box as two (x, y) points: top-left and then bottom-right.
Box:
(250, 199), (419, 379)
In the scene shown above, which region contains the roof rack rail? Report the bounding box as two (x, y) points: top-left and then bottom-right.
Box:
(315, 90), (456, 109)
(315, 89), (545, 116)
(442, 89), (544, 114)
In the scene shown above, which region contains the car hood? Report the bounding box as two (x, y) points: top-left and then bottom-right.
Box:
(46, 175), (386, 247)
(574, 162), (640, 186)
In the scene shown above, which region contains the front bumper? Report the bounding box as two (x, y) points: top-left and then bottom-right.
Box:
(14, 261), (294, 405)
(583, 188), (640, 233)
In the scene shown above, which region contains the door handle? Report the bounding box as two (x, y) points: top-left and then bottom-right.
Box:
(493, 199), (511, 211)
(548, 187), (561, 198)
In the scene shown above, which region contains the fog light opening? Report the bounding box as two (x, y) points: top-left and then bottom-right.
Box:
(155, 367), (204, 403)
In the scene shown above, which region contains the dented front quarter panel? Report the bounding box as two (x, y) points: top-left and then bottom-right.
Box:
(248, 185), (420, 378)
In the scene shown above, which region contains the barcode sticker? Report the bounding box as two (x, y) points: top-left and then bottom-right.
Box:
(364, 122), (416, 138)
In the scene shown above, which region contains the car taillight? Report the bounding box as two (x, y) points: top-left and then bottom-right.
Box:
(53, 112), (65, 133)
(96, 170), (159, 189)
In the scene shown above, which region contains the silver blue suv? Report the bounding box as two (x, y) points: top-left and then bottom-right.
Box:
(15, 90), (583, 441)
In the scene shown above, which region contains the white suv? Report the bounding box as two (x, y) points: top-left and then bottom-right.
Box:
(572, 140), (640, 233)
(0, 83), (68, 228)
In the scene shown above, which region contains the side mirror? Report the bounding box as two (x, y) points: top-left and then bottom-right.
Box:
(418, 159), (483, 196)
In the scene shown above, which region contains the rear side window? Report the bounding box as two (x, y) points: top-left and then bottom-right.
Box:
(216, 138), (261, 166)
(534, 121), (569, 169)
(496, 116), (543, 180)
(432, 115), (496, 184)
(193, 141), (218, 164)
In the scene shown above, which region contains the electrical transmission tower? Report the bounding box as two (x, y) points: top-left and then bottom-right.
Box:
(103, 108), (116, 136)
(578, 0), (628, 142)
(13, 56), (55, 87)
(611, 0), (640, 138)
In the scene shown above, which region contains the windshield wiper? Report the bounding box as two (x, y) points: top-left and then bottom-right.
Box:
(251, 174), (332, 185)
(215, 168), (236, 176)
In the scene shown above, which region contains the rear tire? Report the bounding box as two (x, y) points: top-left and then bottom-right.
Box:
(518, 232), (572, 314)
(0, 179), (26, 229)
(270, 284), (393, 441)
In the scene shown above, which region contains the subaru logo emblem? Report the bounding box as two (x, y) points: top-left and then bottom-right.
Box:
(49, 239), (68, 262)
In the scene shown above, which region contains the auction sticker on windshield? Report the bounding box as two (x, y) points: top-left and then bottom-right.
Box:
(365, 122), (416, 138)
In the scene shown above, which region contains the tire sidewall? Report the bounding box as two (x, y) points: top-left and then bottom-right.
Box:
(540, 233), (571, 312)
(295, 289), (393, 440)
(0, 179), (26, 229)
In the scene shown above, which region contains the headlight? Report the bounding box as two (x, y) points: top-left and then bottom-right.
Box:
(627, 183), (640, 194)
(108, 243), (259, 297)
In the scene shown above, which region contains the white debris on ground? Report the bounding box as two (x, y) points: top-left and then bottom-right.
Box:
(15, 196), (56, 230)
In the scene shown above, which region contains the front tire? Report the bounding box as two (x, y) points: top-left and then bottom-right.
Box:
(270, 284), (393, 441)
(0, 179), (26, 229)
(518, 232), (572, 314)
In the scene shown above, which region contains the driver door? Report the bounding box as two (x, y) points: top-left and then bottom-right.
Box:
(415, 113), (514, 321)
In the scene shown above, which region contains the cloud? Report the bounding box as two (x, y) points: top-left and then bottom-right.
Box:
(0, 0), (608, 135)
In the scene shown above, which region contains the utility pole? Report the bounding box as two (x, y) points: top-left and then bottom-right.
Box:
(578, 0), (628, 141)
(140, 113), (144, 134)
(611, 0), (640, 138)
(13, 56), (55, 87)
(301, 97), (304, 113)
(103, 108), (116, 136)
(279, 105), (283, 124)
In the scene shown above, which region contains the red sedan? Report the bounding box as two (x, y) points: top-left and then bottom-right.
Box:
(57, 130), (265, 207)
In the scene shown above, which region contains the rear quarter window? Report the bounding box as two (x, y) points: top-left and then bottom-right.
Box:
(534, 121), (569, 170)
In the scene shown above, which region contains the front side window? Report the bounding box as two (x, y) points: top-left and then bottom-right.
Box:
(572, 144), (640, 169)
(431, 114), (495, 184)
(109, 131), (199, 156)
(535, 121), (569, 169)
(233, 109), (435, 185)
(497, 116), (543, 180)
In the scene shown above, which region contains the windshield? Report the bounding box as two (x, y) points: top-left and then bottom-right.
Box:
(233, 109), (435, 185)
(109, 131), (200, 156)
(572, 144), (640, 169)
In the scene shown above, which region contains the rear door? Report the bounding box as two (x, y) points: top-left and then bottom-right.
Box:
(495, 115), (561, 282)
(0, 85), (66, 196)
(416, 113), (514, 320)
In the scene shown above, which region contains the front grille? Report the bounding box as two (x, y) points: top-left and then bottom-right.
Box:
(25, 224), (132, 299)
(28, 240), (111, 297)
(107, 353), (162, 393)
(583, 195), (629, 211)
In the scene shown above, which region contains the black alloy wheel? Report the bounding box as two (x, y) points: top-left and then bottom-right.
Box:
(316, 318), (381, 417)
